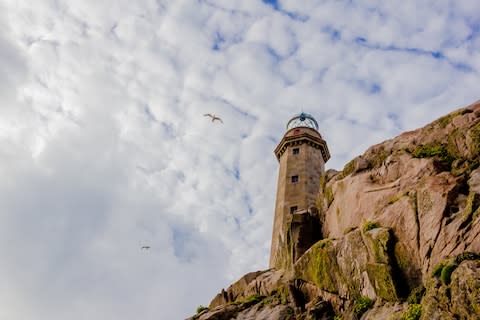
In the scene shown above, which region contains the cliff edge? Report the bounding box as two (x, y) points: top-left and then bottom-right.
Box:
(189, 101), (480, 320)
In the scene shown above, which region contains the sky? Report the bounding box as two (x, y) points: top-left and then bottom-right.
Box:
(0, 0), (479, 319)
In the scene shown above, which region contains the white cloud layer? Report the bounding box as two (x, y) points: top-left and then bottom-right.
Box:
(0, 0), (479, 318)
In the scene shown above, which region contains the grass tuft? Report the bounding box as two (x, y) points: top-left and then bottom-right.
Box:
(353, 296), (374, 317)
(402, 304), (422, 320)
(440, 263), (458, 285)
(363, 221), (380, 232)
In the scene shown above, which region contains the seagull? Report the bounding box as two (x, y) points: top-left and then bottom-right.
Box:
(141, 246), (150, 250)
(203, 113), (223, 123)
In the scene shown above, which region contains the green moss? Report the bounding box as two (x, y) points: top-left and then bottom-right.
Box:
(420, 190), (433, 213)
(402, 304), (422, 320)
(450, 158), (468, 176)
(258, 287), (289, 308)
(447, 128), (464, 160)
(318, 239), (332, 249)
(388, 191), (407, 205)
(407, 285), (425, 304)
(364, 227), (391, 264)
(234, 294), (265, 308)
(353, 296), (374, 317)
(461, 192), (480, 226)
(394, 242), (412, 276)
(435, 109), (470, 128)
(432, 263), (445, 277)
(366, 263), (398, 301)
(336, 207), (341, 217)
(343, 226), (357, 234)
(363, 221), (380, 232)
(474, 206), (480, 220)
(450, 157), (479, 177)
(455, 251), (480, 264)
(276, 286), (290, 305)
(296, 239), (338, 293)
(340, 159), (356, 178)
(412, 144), (455, 166)
(320, 173), (328, 191)
(437, 115), (453, 128)
(195, 305), (208, 314)
(440, 263), (458, 285)
(333, 316), (342, 320)
(470, 122), (480, 155)
(325, 186), (334, 207)
(368, 148), (390, 169)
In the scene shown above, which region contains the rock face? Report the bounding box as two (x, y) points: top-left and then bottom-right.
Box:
(188, 101), (480, 320)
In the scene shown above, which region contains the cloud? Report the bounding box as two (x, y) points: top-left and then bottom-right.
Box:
(0, 0), (479, 319)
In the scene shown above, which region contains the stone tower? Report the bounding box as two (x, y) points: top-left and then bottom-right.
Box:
(269, 112), (330, 269)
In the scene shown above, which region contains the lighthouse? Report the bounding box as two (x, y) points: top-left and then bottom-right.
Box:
(269, 112), (330, 269)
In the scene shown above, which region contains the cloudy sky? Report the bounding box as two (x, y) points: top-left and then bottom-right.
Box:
(1, 0), (479, 319)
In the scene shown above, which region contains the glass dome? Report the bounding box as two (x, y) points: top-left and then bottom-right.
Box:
(286, 112), (319, 131)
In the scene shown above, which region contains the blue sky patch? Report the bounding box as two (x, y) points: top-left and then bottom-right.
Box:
(354, 37), (475, 73)
(262, 0), (308, 21)
(143, 104), (157, 122)
(370, 84), (381, 94)
(431, 51), (443, 59)
(322, 26), (341, 41)
(212, 32), (225, 51)
(267, 46), (282, 63)
(233, 167), (240, 180)
(355, 37), (367, 44)
(262, 0), (279, 10)
(172, 227), (195, 263)
(387, 112), (398, 121)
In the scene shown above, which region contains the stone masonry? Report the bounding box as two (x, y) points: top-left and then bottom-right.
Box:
(269, 114), (330, 268)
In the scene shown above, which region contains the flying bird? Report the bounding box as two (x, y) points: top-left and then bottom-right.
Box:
(203, 113), (223, 123)
(141, 246), (150, 250)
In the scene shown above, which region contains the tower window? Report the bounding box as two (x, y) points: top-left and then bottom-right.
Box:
(292, 148), (299, 155)
(290, 206), (298, 214)
(291, 175), (299, 183)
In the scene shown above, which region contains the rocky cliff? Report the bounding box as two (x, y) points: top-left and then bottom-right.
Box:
(189, 101), (480, 320)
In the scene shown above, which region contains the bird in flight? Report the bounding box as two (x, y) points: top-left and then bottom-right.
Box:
(203, 113), (223, 123)
(141, 246), (150, 250)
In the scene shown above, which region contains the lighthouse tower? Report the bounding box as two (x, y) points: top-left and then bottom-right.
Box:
(269, 112), (330, 269)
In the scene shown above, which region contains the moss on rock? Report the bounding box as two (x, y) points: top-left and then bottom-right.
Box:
(435, 108), (471, 128)
(406, 285), (425, 304)
(325, 186), (334, 207)
(353, 296), (374, 317)
(363, 227), (390, 264)
(440, 263), (458, 285)
(401, 303), (421, 320)
(388, 191), (407, 205)
(341, 159), (356, 178)
(461, 192), (480, 226)
(363, 221), (380, 232)
(431, 262), (444, 277)
(412, 144), (455, 168)
(470, 122), (480, 156)
(366, 263), (398, 301)
(294, 239), (339, 293)
(367, 147), (390, 169)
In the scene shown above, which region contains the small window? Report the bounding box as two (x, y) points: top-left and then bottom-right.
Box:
(290, 206), (298, 214)
(292, 148), (299, 155)
(291, 175), (299, 183)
